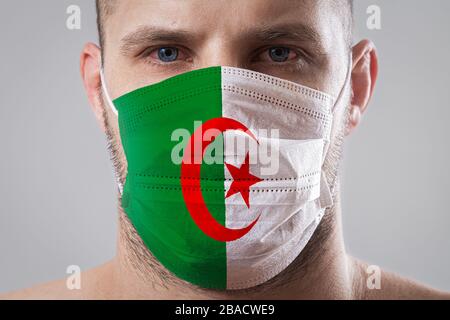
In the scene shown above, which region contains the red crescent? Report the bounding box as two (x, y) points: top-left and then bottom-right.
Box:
(181, 117), (260, 242)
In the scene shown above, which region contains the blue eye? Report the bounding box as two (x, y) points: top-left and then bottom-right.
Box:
(157, 47), (179, 62)
(269, 47), (291, 62)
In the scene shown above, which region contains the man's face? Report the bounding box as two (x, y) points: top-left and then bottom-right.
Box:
(101, 0), (351, 184)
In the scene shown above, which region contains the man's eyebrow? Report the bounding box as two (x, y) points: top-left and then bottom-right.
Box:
(250, 23), (324, 49)
(120, 26), (195, 55)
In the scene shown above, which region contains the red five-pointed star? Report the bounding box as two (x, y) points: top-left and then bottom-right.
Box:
(225, 153), (262, 208)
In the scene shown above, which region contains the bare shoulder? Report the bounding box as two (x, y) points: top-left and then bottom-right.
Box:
(353, 258), (450, 300)
(0, 262), (114, 300)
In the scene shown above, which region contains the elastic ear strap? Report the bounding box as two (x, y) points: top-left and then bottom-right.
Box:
(325, 53), (353, 199)
(332, 52), (353, 113)
(100, 68), (123, 195)
(100, 68), (119, 116)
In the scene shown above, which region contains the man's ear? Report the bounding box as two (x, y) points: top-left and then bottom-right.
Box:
(346, 39), (379, 135)
(80, 43), (106, 133)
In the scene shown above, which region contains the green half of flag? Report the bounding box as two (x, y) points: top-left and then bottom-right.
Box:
(115, 67), (227, 289)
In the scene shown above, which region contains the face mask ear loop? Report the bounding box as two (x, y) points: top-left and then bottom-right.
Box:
(324, 52), (353, 200)
(99, 67), (119, 116)
(99, 60), (124, 196)
(323, 52), (353, 146)
(332, 52), (353, 114)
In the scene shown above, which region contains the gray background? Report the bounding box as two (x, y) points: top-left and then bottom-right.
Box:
(0, 0), (449, 293)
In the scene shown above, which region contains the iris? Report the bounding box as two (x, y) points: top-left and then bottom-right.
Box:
(157, 47), (179, 62)
(269, 47), (290, 62)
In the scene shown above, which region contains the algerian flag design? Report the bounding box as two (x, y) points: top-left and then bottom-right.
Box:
(112, 66), (333, 290)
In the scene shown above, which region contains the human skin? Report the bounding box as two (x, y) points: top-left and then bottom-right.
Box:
(2, 0), (450, 299)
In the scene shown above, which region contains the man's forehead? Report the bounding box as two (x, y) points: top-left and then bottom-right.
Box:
(108, 0), (343, 49)
(114, 0), (325, 20)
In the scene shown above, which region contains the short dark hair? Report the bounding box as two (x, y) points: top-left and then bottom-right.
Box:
(96, 0), (116, 57)
(96, 0), (354, 56)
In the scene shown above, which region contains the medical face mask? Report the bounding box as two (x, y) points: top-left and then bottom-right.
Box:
(101, 64), (350, 290)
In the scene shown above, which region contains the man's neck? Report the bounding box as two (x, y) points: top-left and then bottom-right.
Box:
(104, 196), (359, 300)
